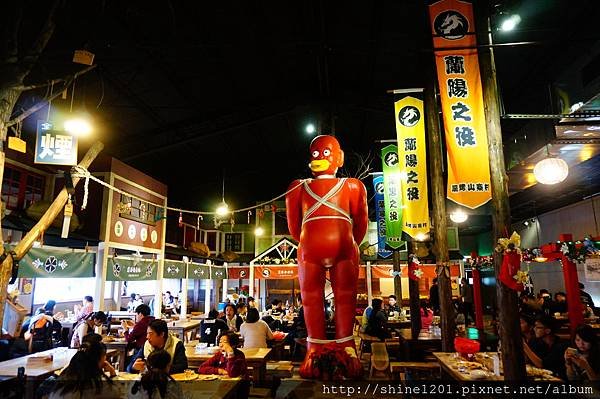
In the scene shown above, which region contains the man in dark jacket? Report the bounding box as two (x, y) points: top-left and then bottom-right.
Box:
(122, 304), (155, 351)
(429, 278), (440, 314)
(126, 319), (188, 374)
(200, 309), (228, 344)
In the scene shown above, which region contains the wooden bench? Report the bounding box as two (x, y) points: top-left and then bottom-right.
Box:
(390, 361), (440, 381)
(266, 361), (294, 378)
(370, 342), (390, 378)
(357, 332), (380, 359)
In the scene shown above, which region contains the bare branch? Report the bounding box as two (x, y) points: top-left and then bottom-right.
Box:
(19, 0), (62, 77)
(7, 65), (97, 128)
(16, 65), (96, 91)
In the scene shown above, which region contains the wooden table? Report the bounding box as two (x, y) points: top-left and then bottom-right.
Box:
(396, 328), (442, 360)
(386, 318), (411, 330)
(103, 338), (128, 371)
(168, 320), (201, 343)
(185, 342), (271, 385)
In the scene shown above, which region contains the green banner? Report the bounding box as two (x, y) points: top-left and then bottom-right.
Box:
(188, 263), (210, 279)
(211, 266), (228, 279)
(381, 145), (404, 249)
(163, 260), (186, 279)
(19, 247), (95, 278)
(107, 258), (158, 281)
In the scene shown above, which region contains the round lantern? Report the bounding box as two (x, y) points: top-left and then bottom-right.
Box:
(450, 209), (468, 223)
(533, 157), (568, 185)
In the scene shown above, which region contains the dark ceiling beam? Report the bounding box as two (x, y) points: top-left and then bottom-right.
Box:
(100, 65), (167, 127)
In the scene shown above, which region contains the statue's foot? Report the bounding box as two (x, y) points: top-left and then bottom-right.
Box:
(299, 347), (317, 379)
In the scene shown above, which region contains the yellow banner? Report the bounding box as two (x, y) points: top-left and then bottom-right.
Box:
(394, 96), (429, 238)
(429, 0), (491, 209)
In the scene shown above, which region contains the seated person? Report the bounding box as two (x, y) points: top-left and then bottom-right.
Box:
(552, 292), (568, 314)
(520, 313), (535, 344)
(270, 299), (284, 317)
(420, 299), (434, 331)
(564, 324), (600, 382)
(122, 304), (155, 351)
(127, 319), (188, 375)
(25, 307), (56, 353)
(361, 304), (373, 332)
(220, 304), (243, 332)
(74, 296), (94, 323)
(386, 295), (400, 316)
(240, 308), (273, 348)
(198, 331), (248, 378)
(236, 303), (248, 321)
(131, 349), (183, 399)
(200, 309), (229, 344)
(365, 298), (390, 340)
(523, 315), (568, 379)
(71, 311), (107, 348)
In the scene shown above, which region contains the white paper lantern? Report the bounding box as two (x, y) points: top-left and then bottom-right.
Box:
(450, 209), (468, 223)
(533, 157), (569, 185)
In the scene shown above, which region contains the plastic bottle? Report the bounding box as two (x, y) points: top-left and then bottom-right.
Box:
(492, 353), (500, 376)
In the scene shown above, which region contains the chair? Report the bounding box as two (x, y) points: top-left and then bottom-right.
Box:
(357, 332), (380, 359)
(369, 342), (390, 378)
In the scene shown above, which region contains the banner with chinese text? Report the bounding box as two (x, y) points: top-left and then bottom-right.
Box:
(19, 247), (95, 278)
(34, 121), (78, 166)
(107, 258), (157, 281)
(381, 145), (404, 249)
(429, 0), (491, 209)
(372, 174), (392, 258)
(394, 96), (430, 238)
(254, 266), (298, 280)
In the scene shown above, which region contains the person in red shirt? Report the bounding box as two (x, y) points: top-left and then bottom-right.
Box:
(198, 331), (248, 379)
(122, 304), (155, 351)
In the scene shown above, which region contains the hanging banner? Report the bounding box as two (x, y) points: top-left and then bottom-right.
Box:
(19, 247), (95, 278)
(372, 174), (393, 258)
(370, 264), (460, 279)
(34, 121), (78, 166)
(394, 96), (430, 238)
(381, 145), (404, 249)
(254, 266), (298, 280)
(163, 260), (187, 279)
(188, 263), (211, 279)
(429, 0), (491, 209)
(211, 266), (228, 280)
(106, 258), (157, 281)
(228, 267), (250, 279)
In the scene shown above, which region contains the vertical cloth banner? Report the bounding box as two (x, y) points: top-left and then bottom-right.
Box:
(372, 174), (392, 258)
(381, 145), (404, 249)
(394, 96), (430, 238)
(429, 0), (491, 209)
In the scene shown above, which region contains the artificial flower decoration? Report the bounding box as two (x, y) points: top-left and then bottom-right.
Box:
(413, 268), (424, 279)
(513, 269), (529, 285)
(496, 231), (521, 253)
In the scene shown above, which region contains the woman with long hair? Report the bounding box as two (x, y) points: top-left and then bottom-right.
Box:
(420, 299), (434, 331)
(70, 311), (107, 348)
(239, 308), (273, 348)
(365, 298), (390, 340)
(131, 349), (183, 399)
(564, 324), (600, 381)
(49, 340), (117, 398)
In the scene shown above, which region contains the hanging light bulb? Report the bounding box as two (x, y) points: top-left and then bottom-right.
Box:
(255, 226), (265, 236)
(449, 209), (468, 223)
(216, 201), (229, 216)
(533, 157), (569, 185)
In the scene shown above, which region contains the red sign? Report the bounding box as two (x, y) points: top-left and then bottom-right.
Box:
(254, 266), (297, 280)
(228, 267), (250, 279)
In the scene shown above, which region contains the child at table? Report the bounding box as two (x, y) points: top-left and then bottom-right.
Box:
(197, 331), (248, 379)
(131, 349), (183, 399)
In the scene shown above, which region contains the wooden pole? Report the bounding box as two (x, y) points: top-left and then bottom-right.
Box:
(408, 242), (422, 337)
(476, 1), (526, 381)
(424, 76), (455, 351)
(392, 250), (403, 304)
(0, 141), (104, 324)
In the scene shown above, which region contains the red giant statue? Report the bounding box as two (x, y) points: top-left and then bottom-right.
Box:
(286, 135), (368, 378)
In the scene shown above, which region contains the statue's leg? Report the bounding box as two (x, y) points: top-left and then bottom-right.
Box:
(298, 259), (326, 378)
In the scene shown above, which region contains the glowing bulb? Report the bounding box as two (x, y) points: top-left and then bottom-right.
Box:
(415, 233), (428, 241)
(533, 157), (569, 185)
(216, 201), (229, 216)
(255, 226), (265, 236)
(449, 209), (468, 223)
(500, 14), (521, 31)
(305, 123), (316, 134)
(64, 118), (92, 137)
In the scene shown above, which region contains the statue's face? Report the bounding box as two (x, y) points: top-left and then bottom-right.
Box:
(308, 135), (344, 177)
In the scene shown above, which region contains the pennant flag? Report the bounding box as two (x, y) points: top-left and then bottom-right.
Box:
(429, 0), (491, 209)
(19, 247), (95, 278)
(107, 258), (157, 281)
(372, 174), (392, 258)
(394, 96), (430, 238)
(381, 145), (404, 249)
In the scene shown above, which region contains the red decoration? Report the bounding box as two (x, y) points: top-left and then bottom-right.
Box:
(271, 204), (277, 213)
(454, 337), (480, 358)
(178, 212), (183, 227)
(559, 233), (573, 242)
(498, 251), (523, 291)
(408, 261), (420, 281)
(286, 135), (368, 379)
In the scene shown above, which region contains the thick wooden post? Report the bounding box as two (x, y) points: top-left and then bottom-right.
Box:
(425, 78), (455, 351)
(476, 1), (526, 381)
(408, 243), (422, 337)
(0, 142), (104, 324)
(393, 250), (403, 304)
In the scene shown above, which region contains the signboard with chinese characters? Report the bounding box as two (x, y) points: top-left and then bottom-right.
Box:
(19, 247), (95, 278)
(429, 0), (492, 209)
(34, 121), (78, 165)
(163, 260), (187, 279)
(394, 96), (430, 238)
(228, 267), (250, 279)
(186, 263), (228, 280)
(372, 174), (392, 258)
(106, 257), (158, 281)
(254, 266), (298, 280)
(381, 145), (404, 249)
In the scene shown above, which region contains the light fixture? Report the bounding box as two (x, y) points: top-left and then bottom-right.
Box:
(305, 123), (316, 134)
(500, 14), (521, 31)
(534, 257), (548, 262)
(533, 157), (569, 185)
(523, 220), (529, 227)
(254, 226), (264, 236)
(415, 233), (428, 241)
(64, 117), (92, 137)
(449, 209), (468, 223)
(216, 201), (229, 216)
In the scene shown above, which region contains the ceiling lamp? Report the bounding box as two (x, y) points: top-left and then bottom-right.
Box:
(254, 226), (265, 236)
(216, 201), (229, 216)
(449, 209), (468, 223)
(533, 157), (569, 185)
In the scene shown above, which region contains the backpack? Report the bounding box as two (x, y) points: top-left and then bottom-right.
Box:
(29, 316), (53, 353)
